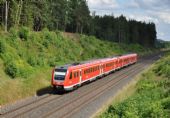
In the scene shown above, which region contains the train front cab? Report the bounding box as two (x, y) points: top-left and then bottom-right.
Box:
(52, 68), (68, 91)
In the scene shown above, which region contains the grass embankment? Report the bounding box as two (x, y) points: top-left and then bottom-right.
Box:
(0, 27), (153, 105)
(99, 52), (170, 118)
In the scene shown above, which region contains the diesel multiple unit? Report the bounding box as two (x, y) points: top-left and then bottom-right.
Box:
(51, 53), (137, 91)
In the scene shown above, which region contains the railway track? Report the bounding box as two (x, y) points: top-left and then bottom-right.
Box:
(0, 53), (162, 118)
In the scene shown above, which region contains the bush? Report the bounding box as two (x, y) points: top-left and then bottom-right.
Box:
(9, 27), (18, 39)
(42, 40), (50, 48)
(5, 62), (18, 78)
(48, 57), (56, 67)
(154, 55), (170, 78)
(27, 56), (37, 67)
(1, 52), (14, 64)
(18, 27), (30, 40)
(0, 40), (6, 53)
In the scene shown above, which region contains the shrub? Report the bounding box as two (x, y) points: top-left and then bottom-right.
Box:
(0, 40), (6, 53)
(1, 52), (14, 64)
(5, 62), (18, 78)
(27, 56), (37, 67)
(154, 55), (170, 78)
(48, 57), (56, 67)
(9, 27), (18, 39)
(162, 97), (170, 110)
(42, 40), (50, 48)
(18, 27), (30, 40)
(37, 56), (45, 66)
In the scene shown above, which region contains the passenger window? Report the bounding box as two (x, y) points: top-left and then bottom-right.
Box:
(74, 72), (76, 78)
(77, 72), (79, 77)
(70, 72), (72, 79)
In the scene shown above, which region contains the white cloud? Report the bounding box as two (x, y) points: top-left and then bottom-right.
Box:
(159, 32), (165, 37)
(156, 12), (170, 24)
(125, 0), (140, 8)
(126, 14), (159, 23)
(88, 0), (119, 9)
(133, 0), (170, 11)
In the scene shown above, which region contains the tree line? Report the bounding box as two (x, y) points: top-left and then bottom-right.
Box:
(0, 0), (156, 47)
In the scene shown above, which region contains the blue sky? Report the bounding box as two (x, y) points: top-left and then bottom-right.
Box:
(88, 0), (170, 41)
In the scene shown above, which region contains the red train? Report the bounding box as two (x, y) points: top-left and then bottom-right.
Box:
(51, 53), (137, 91)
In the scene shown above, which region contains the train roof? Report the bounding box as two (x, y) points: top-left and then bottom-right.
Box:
(55, 53), (137, 70)
(55, 57), (115, 70)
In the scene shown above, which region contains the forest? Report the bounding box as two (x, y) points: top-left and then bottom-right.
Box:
(0, 0), (156, 47)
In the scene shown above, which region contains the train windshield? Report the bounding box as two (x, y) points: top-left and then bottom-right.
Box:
(54, 69), (67, 81)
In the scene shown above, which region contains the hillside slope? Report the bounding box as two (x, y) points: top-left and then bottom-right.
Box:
(0, 27), (152, 105)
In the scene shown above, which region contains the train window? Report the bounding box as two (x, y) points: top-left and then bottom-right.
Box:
(69, 72), (72, 79)
(77, 72), (79, 77)
(74, 72), (76, 78)
(55, 69), (67, 72)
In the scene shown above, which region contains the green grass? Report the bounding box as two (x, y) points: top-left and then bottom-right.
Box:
(99, 52), (170, 118)
(0, 27), (155, 105)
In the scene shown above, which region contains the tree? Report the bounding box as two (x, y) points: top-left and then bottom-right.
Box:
(67, 0), (90, 33)
(0, 0), (156, 47)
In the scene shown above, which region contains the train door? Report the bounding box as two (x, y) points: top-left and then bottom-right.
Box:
(79, 69), (82, 84)
(100, 64), (101, 75)
(100, 64), (103, 75)
(102, 64), (104, 74)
